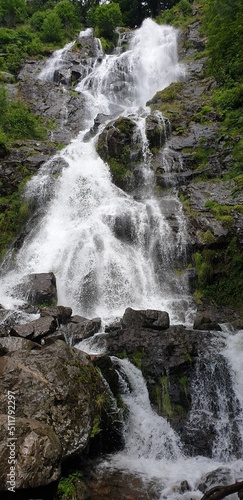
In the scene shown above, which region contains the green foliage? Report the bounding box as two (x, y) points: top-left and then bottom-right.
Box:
(203, 0), (243, 85)
(193, 237), (243, 308)
(0, 0), (28, 28)
(57, 471), (83, 499)
(108, 158), (130, 181)
(0, 190), (31, 259)
(157, 0), (193, 28)
(90, 415), (101, 438)
(4, 103), (46, 140)
(198, 229), (216, 245)
(89, 3), (123, 41)
(40, 11), (64, 44)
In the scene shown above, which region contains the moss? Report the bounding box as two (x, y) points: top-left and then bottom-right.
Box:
(198, 229), (216, 245)
(0, 187), (32, 260)
(130, 350), (146, 370)
(161, 375), (173, 417)
(179, 375), (189, 397)
(193, 237), (243, 308)
(90, 415), (101, 438)
(108, 158), (131, 182)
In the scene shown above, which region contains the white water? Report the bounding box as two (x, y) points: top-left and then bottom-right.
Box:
(0, 18), (243, 499)
(97, 348), (243, 500)
(0, 19), (193, 324)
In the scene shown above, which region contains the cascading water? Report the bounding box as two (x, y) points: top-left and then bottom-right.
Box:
(0, 18), (243, 499)
(95, 351), (243, 500)
(0, 19), (193, 324)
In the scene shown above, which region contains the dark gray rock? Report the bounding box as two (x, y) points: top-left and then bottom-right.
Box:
(0, 337), (42, 352)
(15, 272), (57, 307)
(0, 340), (121, 462)
(122, 307), (170, 330)
(9, 315), (57, 341)
(40, 305), (72, 324)
(63, 315), (101, 345)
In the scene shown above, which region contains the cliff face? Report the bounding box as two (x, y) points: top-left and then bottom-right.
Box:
(147, 19), (243, 312)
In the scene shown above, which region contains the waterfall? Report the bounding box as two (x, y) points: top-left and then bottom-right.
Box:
(0, 19), (192, 324)
(94, 345), (243, 500)
(0, 18), (243, 499)
(113, 358), (183, 461)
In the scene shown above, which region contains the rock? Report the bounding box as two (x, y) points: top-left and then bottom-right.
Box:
(146, 112), (170, 150)
(122, 307), (170, 330)
(198, 467), (235, 492)
(91, 355), (120, 397)
(102, 314), (237, 457)
(193, 313), (222, 331)
(40, 305), (72, 325)
(0, 340), (120, 461)
(63, 315), (101, 345)
(0, 337), (41, 352)
(15, 272), (57, 307)
(85, 469), (161, 500)
(9, 315), (57, 342)
(0, 415), (62, 491)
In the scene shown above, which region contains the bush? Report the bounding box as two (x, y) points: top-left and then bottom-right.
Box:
(40, 11), (64, 44)
(89, 3), (123, 41)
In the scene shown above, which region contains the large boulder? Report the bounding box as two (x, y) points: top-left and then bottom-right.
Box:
(100, 311), (241, 458)
(0, 340), (123, 492)
(122, 307), (170, 330)
(15, 272), (57, 307)
(63, 315), (101, 345)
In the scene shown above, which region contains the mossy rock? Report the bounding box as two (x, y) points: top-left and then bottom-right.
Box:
(96, 116), (143, 190)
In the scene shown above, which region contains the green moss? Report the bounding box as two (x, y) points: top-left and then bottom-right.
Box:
(130, 350), (146, 369)
(205, 199), (241, 228)
(108, 158), (131, 181)
(193, 237), (243, 308)
(90, 415), (101, 438)
(179, 375), (189, 397)
(159, 376), (173, 417)
(198, 229), (216, 245)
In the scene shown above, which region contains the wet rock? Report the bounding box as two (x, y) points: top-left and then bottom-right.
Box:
(40, 305), (72, 325)
(122, 307), (170, 330)
(198, 467), (236, 492)
(146, 112), (170, 150)
(193, 313), (222, 331)
(0, 337), (41, 353)
(0, 340), (118, 462)
(63, 315), (101, 345)
(15, 272), (57, 307)
(85, 469), (161, 500)
(9, 315), (57, 342)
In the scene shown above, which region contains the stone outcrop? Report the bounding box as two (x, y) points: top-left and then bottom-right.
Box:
(15, 272), (57, 307)
(0, 338), (123, 493)
(96, 113), (170, 191)
(99, 307), (241, 458)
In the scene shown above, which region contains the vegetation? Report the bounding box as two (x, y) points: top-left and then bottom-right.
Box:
(57, 471), (83, 499)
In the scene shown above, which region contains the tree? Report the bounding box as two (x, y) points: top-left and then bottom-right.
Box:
(41, 11), (64, 43)
(90, 3), (123, 40)
(0, 0), (28, 27)
(204, 0), (243, 84)
(55, 0), (81, 33)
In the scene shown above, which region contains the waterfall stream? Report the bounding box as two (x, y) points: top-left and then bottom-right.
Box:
(0, 19), (243, 498)
(0, 19), (193, 324)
